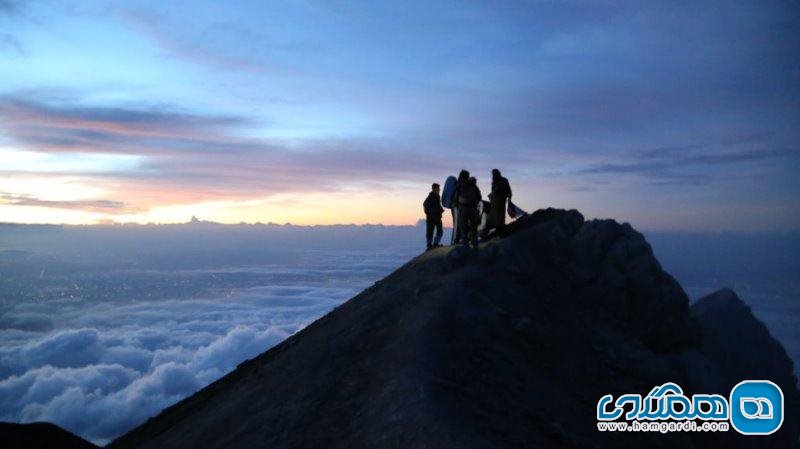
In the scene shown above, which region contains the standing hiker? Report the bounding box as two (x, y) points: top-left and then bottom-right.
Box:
(489, 169), (512, 236)
(451, 170), (470, 245)
(423, 183), (444, 250)
(457, 176), (482, 250)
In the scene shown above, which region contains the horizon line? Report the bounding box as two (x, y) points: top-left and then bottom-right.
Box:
(2, 219), (799, 236)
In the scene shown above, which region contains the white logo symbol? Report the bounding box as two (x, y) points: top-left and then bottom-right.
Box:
(740, 397), (773, 420)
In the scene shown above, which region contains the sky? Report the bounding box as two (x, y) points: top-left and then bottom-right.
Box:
(0, 0), (798, 231)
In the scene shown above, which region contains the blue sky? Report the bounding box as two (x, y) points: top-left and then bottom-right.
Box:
(0, 0), (798, 230)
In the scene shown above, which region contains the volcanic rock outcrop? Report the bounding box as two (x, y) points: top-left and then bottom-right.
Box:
(106, 209), (799, 449)
(0, 421), (99, 449)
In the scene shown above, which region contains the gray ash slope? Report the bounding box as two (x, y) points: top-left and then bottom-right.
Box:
(108, 209), (799, 449)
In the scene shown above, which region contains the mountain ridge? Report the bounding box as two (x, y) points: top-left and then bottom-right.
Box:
(105, 208), (799, 449)
(0, 421), (99, 449)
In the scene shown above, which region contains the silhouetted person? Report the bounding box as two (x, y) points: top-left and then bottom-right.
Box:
(490, 168), (512, 235)
(423, 183), (444, 250)
(451, 170), (471, 245)
(457, 176), (482, 250)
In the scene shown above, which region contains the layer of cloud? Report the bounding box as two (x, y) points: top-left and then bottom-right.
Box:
(0, 193), (142, 214)
(0, 97), (249, 147)
(0, 325), (286, 441)
(0, 240), (414, 445)
(0, 95), (458, 213)
(0, 0), (22, 15)
(119, 9), (288, 75)
(0, 288), (329, 443)
(577, 147), (799, 179)
(0, 33), (23, 55)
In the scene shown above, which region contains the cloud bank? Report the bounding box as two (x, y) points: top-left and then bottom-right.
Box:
(0, 227), (418, 444)
(0, 290), (315, 443)
(0, 95), (456, 210)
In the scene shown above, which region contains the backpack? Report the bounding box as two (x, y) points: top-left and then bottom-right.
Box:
(441, 176), (458, 208)
(458, 184), (480, 207)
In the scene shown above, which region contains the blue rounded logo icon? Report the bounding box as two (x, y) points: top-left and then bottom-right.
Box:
(729, 380), (784, 435)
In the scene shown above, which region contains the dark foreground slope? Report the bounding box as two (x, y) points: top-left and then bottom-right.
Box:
(108, 209), (799, 449)
(0, 421), (99, 449)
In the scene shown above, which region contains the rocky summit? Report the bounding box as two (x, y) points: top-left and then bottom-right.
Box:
(0, 421), (99, 449)
(106, 209), (799, 449)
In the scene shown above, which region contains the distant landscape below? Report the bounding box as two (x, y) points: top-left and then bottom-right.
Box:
(1, 221), (798, 445)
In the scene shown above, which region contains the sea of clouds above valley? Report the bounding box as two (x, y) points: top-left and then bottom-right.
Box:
(0, 225), (420, 444)
(0, 284), (353, 442)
